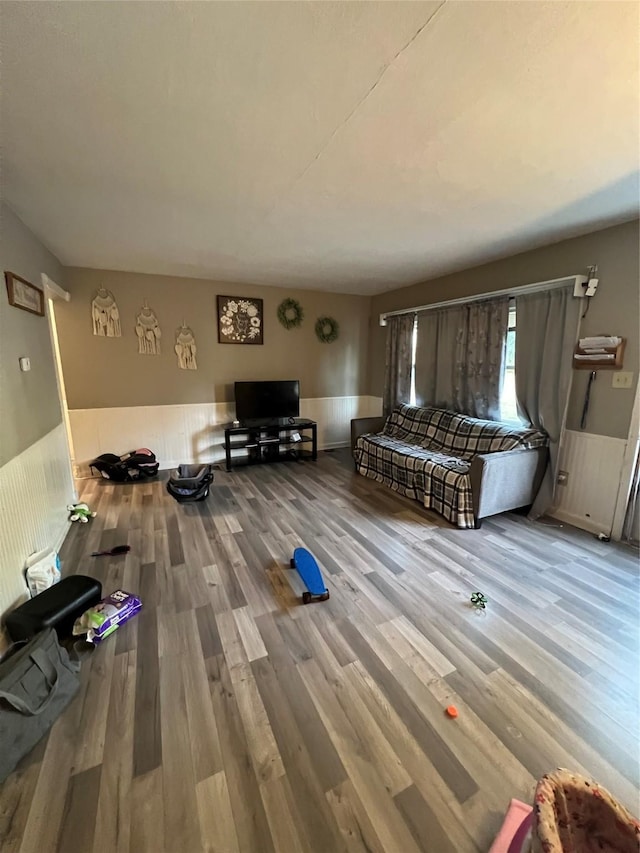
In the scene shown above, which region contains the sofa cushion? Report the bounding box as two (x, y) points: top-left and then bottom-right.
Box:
(358, 433), (470, 476)
(355, 433), (475, 527)
(385, 405), (547, 459)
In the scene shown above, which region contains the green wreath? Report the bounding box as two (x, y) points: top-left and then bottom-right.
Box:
(277, 298), (304, 330)
(315, 316), (339, 343)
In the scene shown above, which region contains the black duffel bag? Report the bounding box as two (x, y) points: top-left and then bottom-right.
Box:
(0, 628), (81, 782)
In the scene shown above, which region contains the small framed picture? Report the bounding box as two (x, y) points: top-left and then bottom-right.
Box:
(5, 272), (45, 316)
(217, 295), (263, 345)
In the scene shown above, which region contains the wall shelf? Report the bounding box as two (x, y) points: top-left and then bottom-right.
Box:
(573, 338), (625, 371)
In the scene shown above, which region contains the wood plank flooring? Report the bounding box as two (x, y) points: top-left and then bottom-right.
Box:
(1, 450), (638, 852)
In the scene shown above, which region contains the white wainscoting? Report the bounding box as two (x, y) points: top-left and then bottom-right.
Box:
(552, 429), (628, 535)
(0, 423), (75, 628)
(68, 395), (384, 476)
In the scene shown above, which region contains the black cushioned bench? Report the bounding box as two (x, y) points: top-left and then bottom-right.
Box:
(4, 576), (102, 643)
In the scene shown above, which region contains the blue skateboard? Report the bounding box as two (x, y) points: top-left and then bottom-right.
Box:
(290, 548), (330, 604)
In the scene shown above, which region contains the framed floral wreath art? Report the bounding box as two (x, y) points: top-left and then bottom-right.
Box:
(217, 296), (263, 345)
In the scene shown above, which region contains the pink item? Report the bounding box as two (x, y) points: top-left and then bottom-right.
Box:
(489, 799), (533, 853)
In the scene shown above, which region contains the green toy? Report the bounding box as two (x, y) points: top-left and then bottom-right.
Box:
(470, 591), (488, 609)
(67, 502), (96, 523)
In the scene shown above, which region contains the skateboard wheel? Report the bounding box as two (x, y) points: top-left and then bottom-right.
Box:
(302, 592), (312, 605)
(290, 558), (296, 569)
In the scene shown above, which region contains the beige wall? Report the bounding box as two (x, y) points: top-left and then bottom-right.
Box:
(369, 220), (639, 440)
(0, 204), (64, 466)
(57, 268), (371, 410)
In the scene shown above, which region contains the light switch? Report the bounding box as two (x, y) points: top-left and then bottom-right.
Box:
(612, 371), (633, 389)
(19, 357), (31, 372)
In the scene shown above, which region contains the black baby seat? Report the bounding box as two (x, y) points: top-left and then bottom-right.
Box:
(166, 464), (214, 503)
(90, 448), (159, 482)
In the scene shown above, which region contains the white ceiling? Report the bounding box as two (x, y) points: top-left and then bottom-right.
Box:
(2, 1), (638, 295)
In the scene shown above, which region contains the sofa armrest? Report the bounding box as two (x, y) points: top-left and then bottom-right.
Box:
(350, 417), (386, 452)
(469, 447), (548, 521)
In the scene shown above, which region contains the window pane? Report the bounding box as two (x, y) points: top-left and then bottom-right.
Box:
(500, 303), (521, 423)
(409, 316), (418, 406)
(505, 329), (515, 368)
(500, 368), (519, 422)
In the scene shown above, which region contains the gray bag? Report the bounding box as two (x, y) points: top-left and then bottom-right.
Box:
(0, 628), (80, 782)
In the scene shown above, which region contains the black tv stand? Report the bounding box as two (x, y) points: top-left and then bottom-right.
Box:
(239, 417), (299, 429)
(223, 419), (317, 472)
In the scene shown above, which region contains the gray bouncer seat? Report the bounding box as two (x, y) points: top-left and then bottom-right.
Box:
(166, 464), (214, 502)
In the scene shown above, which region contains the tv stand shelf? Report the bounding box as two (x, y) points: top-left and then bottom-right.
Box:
(223, 419), (317, 472)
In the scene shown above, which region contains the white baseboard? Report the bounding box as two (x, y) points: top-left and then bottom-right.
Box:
(550, 508), (609, 536)
(53, 519), (73, 553)
(69, 396), (381, 476)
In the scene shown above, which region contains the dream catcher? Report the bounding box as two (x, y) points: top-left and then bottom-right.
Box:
(135, 303), (161, 355)
(91, 288), (121, 337)
(174, 323), (197, 370)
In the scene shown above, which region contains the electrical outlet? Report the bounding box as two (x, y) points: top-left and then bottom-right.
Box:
(18, 357), (30, 372)
(557, 470), (569, 485)
(612, 372), (633, 389)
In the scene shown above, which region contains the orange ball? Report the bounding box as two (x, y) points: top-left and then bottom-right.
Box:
(446, 705), (459, 718)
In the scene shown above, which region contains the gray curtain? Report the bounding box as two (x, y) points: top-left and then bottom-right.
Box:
(415, 297), (509, 419)
(515, 285), (581, 519)
(458, 298), (509, 420)
(383, 313), (415, 416)
(415, 307), (462, 409)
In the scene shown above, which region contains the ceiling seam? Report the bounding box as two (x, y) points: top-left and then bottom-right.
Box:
(284, 0), (448, 189)
(239, 0), (447, 256)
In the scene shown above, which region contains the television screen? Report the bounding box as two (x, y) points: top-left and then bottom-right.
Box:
(234, 380), (300, 423)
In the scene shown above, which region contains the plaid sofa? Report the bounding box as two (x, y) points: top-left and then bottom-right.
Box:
(353, 405), (548, 528)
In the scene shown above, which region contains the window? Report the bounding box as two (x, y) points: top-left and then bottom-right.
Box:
(500, 301), (521, 423)
(408, 305), (520, 420)
(409, 315), (418, 405)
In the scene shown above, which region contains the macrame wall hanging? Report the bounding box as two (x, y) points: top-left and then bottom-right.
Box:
(135, 303), (161, 355)
(174, 323), (198, 370)
(91, 287), (121, 337)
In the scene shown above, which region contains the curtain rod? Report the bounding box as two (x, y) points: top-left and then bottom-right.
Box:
(41, 273), (70, 302)
(379, 274), (588, 326)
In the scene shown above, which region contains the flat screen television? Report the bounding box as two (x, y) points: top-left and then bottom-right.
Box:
(234, 380), (300, 424)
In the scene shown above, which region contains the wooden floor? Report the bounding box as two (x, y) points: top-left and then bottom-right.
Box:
(1, 450), (639, 853)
